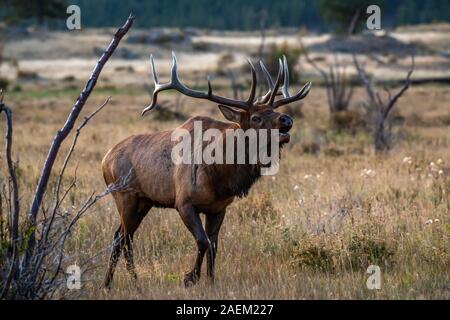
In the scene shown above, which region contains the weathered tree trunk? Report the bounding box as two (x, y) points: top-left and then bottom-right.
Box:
(374, 117), (388, 153)
(353, 54), (414, 153)
(0, 100), (21, 299)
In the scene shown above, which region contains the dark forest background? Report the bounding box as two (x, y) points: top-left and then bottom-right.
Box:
(1, 0), (450, 30)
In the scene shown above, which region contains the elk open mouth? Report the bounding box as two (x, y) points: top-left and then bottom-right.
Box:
(279, 128), (291, 144)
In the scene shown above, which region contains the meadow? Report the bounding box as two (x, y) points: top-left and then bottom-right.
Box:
(0, 24), (449, 299)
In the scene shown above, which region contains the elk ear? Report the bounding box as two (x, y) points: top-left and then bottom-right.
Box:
(218, 105), (244, 123)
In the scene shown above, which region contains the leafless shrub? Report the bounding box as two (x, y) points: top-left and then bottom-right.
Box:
(353, 54), (414, 153)
(301, 41), (355, 129)
(227, 70), (243, 100)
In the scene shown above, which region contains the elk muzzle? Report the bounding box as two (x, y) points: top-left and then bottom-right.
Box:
(278, 114), (293, 144)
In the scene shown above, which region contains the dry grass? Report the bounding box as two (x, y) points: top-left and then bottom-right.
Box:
(1, 82), (449, 299)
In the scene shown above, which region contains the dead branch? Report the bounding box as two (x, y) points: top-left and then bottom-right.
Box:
(43, 168), (135, 299)
(52, 97), (111, 214)
(0, 91), (20, 299)
(352, 54), (415, 152)
(23, 14), (134, 272)
(227, 70), (242, 100)
(301, 42), (354, 117)
(348, 10), (361, 35)
(383, 56), (415, 119)
(42, 97), (112, 259)
(352, 54), (377, 105)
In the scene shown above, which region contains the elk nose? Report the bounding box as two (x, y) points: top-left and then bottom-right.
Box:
(279, 115), (293, 131)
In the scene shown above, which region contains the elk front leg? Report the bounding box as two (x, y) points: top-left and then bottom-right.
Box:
(178, 204), (211, 287)
(205, 210), (226, 281)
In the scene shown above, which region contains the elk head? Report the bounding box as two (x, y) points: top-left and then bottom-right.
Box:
(142, 52), (311, 146)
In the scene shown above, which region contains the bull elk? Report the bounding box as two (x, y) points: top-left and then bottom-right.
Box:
(102, 52), (311, 288)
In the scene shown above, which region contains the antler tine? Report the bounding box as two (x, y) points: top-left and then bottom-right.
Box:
(267, 54), (312, 109)
(256, 60), (274, 104)
(142, 54), (168, 115)
(260, 60), (274, 90)
(171, 51), (182, 87)
(150, 54), (159, 84)
(142, 52), (252, 116)
(273, 81), (312, 109)
(246, 58), (257, 104)
(268, 58), (284, 106)
(207, 75), (213, 96)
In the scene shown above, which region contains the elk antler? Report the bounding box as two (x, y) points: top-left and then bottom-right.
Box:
(273, 56), (312, 109)
(142, 53), (311, 115)
(142, 52), (257, 115)
(257, 59), (279, 104)
(258, 56), (312, 108)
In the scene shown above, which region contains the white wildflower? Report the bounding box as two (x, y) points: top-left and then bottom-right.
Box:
(293, 185), (300, 191)
(360, 168), (376, 178)
(425, 219), (433, 225)
(429, 162), (439, 172)
(402, 156), (413, 165)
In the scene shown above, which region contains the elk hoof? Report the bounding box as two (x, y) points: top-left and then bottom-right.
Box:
(184, 271), (199, 287)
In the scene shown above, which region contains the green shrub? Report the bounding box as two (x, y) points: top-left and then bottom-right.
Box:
(0, 77), (9, 90)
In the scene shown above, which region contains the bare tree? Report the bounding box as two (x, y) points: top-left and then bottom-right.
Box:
(23, 14), (134, 271)
(301, 42), (354, 125)
(0, 14), (135, 299)
(227, 70), (244, 100)
(353, 54), (414, 153)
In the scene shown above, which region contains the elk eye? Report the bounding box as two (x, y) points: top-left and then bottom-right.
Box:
(251, 115), (262, 123)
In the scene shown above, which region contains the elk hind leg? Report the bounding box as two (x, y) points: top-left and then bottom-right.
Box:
(122, 198), (152, 282)
(104, 194), (150, 289)
(104, 225), (125, 289)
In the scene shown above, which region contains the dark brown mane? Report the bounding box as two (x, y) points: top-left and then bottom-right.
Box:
(206, 163), (261, 199)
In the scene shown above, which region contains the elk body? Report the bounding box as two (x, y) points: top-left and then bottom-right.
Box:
(102, 53), (311, 288)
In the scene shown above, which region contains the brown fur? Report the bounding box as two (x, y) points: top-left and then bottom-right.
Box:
(102, 105), (294, 288)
